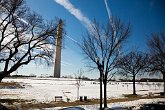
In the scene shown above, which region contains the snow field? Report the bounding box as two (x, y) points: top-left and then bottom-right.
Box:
(0, 78), (164, 103)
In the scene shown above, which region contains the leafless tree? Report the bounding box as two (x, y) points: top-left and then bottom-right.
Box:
(116, 50), (148, 95)
(75, 69), (84, 100)
(80, 18), (131, 108)
(0, 0), (61, 81)
(147, 33), (165, 94)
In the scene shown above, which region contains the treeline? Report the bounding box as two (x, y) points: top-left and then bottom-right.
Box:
(8, 75), (36, 78)
(138, 78), (163, 82)
(119, 78), (163, 82)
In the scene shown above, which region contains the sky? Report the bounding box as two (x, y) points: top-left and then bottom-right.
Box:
(14, 0), (165, 78)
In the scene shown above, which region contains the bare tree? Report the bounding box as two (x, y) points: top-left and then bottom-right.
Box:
(116, 50), (148, 95)
(80, 18), (131, 108)
(147, 33), (165, 94)
(75, 69), (84, 100)
(0, 0), (61, 81)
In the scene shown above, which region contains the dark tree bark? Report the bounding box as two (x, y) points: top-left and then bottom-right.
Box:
(133, 75), (136, 95)
(103, 74), (107, 108)
(163, 73), (165, 93)
(99, 70), (103, 110)
(0, 72), (6, 82)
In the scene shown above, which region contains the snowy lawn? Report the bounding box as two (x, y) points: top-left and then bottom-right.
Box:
(0, 77), (164, 103)
(0, 78), (165, 110)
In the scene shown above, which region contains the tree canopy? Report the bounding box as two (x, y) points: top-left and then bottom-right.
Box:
(0, 0), (61, 81)
(147, 33), (165, 93)
(80, 18), (131, 108)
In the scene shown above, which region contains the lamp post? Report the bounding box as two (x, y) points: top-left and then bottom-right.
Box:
(96, 57), (103, 110)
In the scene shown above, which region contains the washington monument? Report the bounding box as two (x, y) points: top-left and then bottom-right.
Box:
(54, 19), (63, 78)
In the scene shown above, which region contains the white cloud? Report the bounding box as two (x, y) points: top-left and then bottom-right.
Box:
(54, 0), (94, 34)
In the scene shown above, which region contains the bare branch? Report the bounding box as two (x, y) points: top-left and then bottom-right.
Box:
(0, 0), (61, 81)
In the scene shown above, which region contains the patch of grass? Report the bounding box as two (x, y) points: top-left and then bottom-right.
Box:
(0, 93), (18, 96)
(123, 94), (142, 98)
(0, 82), (23, 88)
(20, 103), (57, 110)
(0, 82), (18, 86)
(0, 99), (27, 104)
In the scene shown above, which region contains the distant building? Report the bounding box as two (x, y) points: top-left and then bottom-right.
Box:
(54, 19), (63, 78)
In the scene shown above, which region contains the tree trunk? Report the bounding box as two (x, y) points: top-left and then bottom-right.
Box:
(0, 63), (21, 82)
(99, 71), (103, 110)
(103, 75), (107, 108)
(0, 76), (4, 82)
(0, 71), (6, 82)
(103, 81), (107, 108)
(163, 73), (165, 94)
(77, 86), (79, 100)
(133, 75), (136, 95)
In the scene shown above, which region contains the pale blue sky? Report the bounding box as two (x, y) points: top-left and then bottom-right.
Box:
(15, 0), (165, 78)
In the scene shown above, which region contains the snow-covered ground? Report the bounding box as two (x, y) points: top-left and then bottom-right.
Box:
(0, 77), (164, 103)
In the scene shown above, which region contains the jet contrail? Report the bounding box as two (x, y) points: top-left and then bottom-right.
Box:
(104, 0), (116, 35)
(54, 0), (95, 34)
(65, 35), (80, 45)
(104, 0), (113, 26)
(104, 0), (120, 53)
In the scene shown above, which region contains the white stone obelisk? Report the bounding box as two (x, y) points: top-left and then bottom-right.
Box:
(54, 19), (63, 78)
